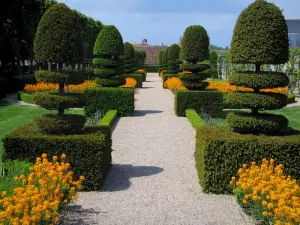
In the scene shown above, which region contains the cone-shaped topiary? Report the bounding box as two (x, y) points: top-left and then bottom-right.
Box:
(158, 50), (164, 68)
(210, 50), (218, 79)
(124, 42), (135, 74)
(162, 48), (169, 71)
(93, 25), (124, 86)
(167, 44), (181, 74)
(226, 0), (290, 135)
(33, 3), (85, 134)
(180, 25), (210, 90)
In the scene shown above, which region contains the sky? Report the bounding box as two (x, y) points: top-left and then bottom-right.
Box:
(58, 0), (300, 48)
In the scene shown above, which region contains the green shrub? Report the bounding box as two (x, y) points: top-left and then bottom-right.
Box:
(17, 91), (34, 104)
(21, 73), (37, 85)
(3, 123), (112, 190)
(85, 110), (118, 133)
(84, 87), (134, 117)
(143, 65), (160, 72)
(124, 42), (135, 74)
(120, 74), (143, 88)
(185, 109), (205, 129)
(174, 90), (223, 117)
(94, 77), (124, 87)
(195, 126), (300, 194)
(34, 114), (86, 134)
(288, 94), (296, 104)
(133, 71), (147, 82)
(226, 112), (289, 135)
(158, 51), (165, 69)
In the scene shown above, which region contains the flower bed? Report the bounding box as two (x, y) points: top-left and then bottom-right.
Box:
(231, 159), (300, 225)
(0, 153), (84, 224)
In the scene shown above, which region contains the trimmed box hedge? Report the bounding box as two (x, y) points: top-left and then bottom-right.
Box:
(3, 123), (112, 191)
(175, 90), (223, 117)
(84, 87), (134, 117)
(120, 74), (143, 88)
(185, 109), (205, 129)
(84, 110), (118, 133)
(195, 126), (300, 194)
(17, 91), (34, 104)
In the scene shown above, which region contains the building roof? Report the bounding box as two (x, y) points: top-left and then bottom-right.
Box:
(286, 19), (300, 34)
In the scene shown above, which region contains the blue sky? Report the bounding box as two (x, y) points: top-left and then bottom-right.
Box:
(58, 0), (300, 47)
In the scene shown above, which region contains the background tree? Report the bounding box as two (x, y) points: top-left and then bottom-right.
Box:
(158, 50), (165, 68)
(210, 50), (218, 80)
(180, 25), (210, 90)
(124, 42), (135, 74)
(134, 50), (146, 70)
(162, 48), (169, 71)
(93, 25), (124, 86)
(226, 0), (290, 135)
(33, 3), (86, 134)
(167, 44), (181, 74)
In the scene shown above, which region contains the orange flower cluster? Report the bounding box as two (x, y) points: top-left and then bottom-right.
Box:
(120, 78), (137, 88)
(231, 159), (300, 225)
(159, 70), (167, 78)
(163, 77), (187, 90)
(24, 81), (99, 93)
(136, 69), (145, 73)
(177, 71), (192, 75)
(206, 81), (288, 94)
(0, 153), (84, 224)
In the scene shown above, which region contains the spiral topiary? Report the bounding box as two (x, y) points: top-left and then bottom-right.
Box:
(93, 25), (124, 85)
(33, 3), (85, 134)
(226, 0), (290, 135)
(179, 25), (210, 90)
(124, 42), (135, 74)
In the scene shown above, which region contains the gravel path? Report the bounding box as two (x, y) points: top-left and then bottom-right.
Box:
(61, 73), (253, 225)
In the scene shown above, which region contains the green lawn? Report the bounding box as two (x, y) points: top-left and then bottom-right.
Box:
(0, 101), (83, 161)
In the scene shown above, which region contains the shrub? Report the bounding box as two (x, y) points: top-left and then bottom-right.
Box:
(120, 77), (137, 88)
(84, 87), (134, 117)
(17, 91), (34, 103)
(288, 94), (296, 103)
(21, 73), (37, 85)
(174, 90), (223, 117)
(94, 77), (124, 87)
(168, 44), (181, 74)
(124, 42), (135, 74)
(227, 0), (289, 134)
(231, 159), (300, 225)
(210, 50), (218, 78)
(162, 48), (169, 71)
(93, 25), (124, 80)
(3, 123), (112, 190)
(133, 71), (146, 82)
(195, 126), (300, 194)
(119, 74), (143, 88)
(158, 50), (165, 69)
(185, 109), (205, 129)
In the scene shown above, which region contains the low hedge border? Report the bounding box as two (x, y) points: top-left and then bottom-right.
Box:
(120, 74), (143, 88)
(3, 123), (112, 191)
(175, 90), (223, 117)
(288, 94), (296, 104)
(195, 126), (300, 194)
(84, 110), (118, 133)
(84, 87), (134, 117)
(17, 91), (34, 104)
(185, 109), (205, 129)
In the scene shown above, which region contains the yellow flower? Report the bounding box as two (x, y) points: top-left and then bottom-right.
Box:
(61, 154), (66, 159)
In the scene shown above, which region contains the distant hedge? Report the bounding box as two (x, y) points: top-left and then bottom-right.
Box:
(3, 123), (112, 191)
(195, 126), (300, 194)
(144, 65), (159, 72)
(174, 90), (223, 117)
(84, 87), (134, 117)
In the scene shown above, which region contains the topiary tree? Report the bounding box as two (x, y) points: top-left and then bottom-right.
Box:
(167, 44), (181, 74)
(33, 3), (86, 135)
(124, 42), (135, 74)
(158, 50), (164, 68)
(180, 25), (210, 90)
(210, 50), (218, 80)
(162, 48), (169, 71)
(93, 25), (124, 86)
(226, 0), (290, 135)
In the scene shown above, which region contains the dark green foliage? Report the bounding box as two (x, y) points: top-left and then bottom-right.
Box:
(210, 51), (218, 61)
(84, 87), (134, 117)
(34, 3), (84, 63)
(226, 112), (289, 135)
(143, 65), (159, 72)
(21, 73), (37, 85)
(35, 70), (86, 85)
(195, 126), (300, 194)
(288, 94), (296, 103)
(168, 44), (180, 60)
(158, 50), (165, 67)
(17, 91), (34, 103)
(34, 114), (86, 134)
(168, 60), (181, 74)
(183, 81), (209, 91)
(0, 77), (8, 99)
(119, 74), (143, 88)
(180, 25), (210, 64)
(3, 123), (112, 190)
(230, 1), (289, 64)
(85, 110), (118, 133)
(94, 77), (124, 87)
(124, 42), (135, 74)
(227, 92), (288, 110)
(134, 50), (146, 70)
(162, 48), (169, 70)
(185, 109), (205, 129)
(93, 25), (124, 79)
(174, 90), (223, 117)
(33, 92), (86, 110)
(229, 72), (289, 89)
(133, 71), (147, 82)
(210, 50), (218, 78)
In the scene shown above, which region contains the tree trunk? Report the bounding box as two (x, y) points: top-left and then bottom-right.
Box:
(255, 64), (261, 73)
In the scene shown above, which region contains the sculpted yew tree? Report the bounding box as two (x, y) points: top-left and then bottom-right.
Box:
(124, 42), (135, 74)
(167, 44), (181, 74)
(33, 3), (86, 134)
(180, 25), (211, 90)
(226, 0), (290, 134)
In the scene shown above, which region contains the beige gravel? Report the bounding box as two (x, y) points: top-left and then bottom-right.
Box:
(61, 73), (253, 225)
